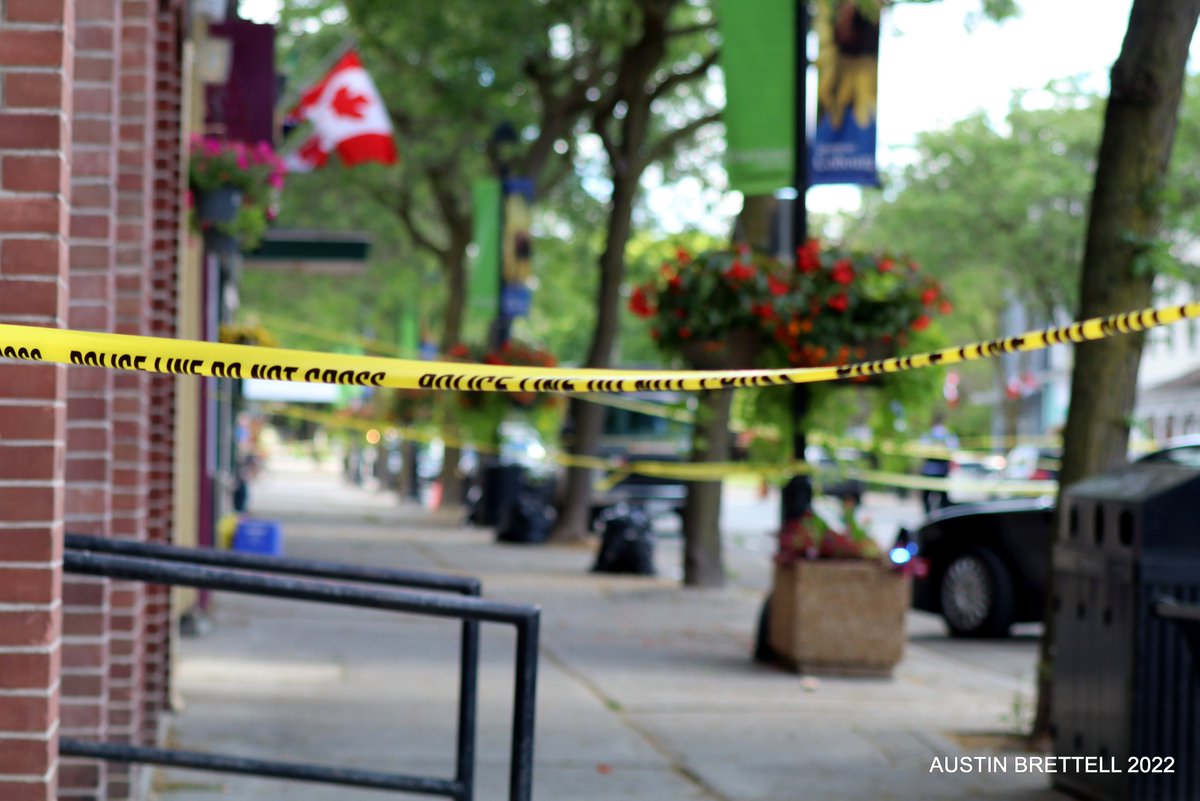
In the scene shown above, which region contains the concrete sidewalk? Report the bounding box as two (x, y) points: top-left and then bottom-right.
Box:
(152, 454), (1068, 801)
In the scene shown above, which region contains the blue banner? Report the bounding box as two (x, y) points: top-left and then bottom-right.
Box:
(501, 177), (535, 319)
(811, 1), (880, 187)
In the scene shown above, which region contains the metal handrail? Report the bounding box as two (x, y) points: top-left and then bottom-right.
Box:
(64, 533), (481, 595)
(61, 542), (539, 801)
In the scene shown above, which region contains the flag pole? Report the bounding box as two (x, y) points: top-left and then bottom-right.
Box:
(276, 34), (358, 139)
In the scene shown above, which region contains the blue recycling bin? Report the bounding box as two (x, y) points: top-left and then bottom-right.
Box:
(232, 518), (283, 556)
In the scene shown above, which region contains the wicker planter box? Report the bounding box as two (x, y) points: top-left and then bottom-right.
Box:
(768, 560), (910, 677)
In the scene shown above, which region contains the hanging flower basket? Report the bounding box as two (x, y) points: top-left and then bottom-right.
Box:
(443, 340), (564, 448)
(629, 241), (949, 371)
(680, 328), (762, 371)
(188, 136), (285, 252)
(195, 185), (243, 226)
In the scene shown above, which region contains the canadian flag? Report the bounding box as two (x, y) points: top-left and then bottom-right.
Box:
(287, 50), (398, 169)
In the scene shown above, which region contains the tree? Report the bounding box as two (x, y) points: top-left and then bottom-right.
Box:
(1034, 0), (1200, 741)
(551, 0), (721, 547)
(844, 86), (1103, 438)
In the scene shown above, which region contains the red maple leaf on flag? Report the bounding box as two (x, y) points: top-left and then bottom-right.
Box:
(331, 86), (369, 119)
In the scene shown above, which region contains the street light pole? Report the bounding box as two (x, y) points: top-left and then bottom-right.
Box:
(780, 0), (812, 525)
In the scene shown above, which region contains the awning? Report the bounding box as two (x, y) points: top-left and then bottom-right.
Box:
(242, 229), (371, 275)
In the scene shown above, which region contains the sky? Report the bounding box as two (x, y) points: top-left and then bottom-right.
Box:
(810, 0), (1146, 214)
(241, 0), (1189, 223)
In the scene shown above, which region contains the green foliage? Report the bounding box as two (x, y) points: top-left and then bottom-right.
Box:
(837, 82), (1104, 435)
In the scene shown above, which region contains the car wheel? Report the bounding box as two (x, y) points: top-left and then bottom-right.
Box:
(938, 548), (1015, 638)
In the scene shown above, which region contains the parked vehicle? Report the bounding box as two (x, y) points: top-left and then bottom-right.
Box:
(920, 452), (1006, 512)
(806, 445), (868, 504)
(586, 393), (693, 530)
(899, 497), (1054, 638)
(898, 437), (1200, 638)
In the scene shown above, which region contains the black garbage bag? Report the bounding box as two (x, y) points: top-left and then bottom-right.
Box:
(495, 484), (553, 544)
(591, 505), (655, 575)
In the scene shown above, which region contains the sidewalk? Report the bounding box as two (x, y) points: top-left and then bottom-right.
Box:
(153, 453), (1068, 801)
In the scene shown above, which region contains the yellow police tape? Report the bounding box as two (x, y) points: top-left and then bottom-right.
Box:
(0, 301), (1195, 392)
(269, 405), (1058, 498)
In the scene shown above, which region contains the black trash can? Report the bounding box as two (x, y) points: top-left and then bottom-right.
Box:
(591, 505), (655, 575)
(1052, 461), (1200, 801)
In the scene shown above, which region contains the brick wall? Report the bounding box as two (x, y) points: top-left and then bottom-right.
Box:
(0, 2), (74, 800)
(58, 0), (124, 797)
(106, 0), (159, 797)
(142, 0), (185, 746)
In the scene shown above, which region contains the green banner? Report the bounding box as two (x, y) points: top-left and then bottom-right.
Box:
(397, 299), (419, 358)
(469, 178), (501, 322)
(718, 0), (794, 195)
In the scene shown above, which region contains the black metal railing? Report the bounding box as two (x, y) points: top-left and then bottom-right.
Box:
(61, 535), (539, 801)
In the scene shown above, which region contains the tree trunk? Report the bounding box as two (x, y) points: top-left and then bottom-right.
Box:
(438, 245), (469, 511)
(1032, 0), (1200, 743)
(682, 388), (735, 586)
(735, 194), (779, 250)
(551, 173), (640, 542)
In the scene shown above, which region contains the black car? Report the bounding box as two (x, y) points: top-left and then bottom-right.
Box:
(899, 437), (1200, 638)
(900, 497), (1054, 638)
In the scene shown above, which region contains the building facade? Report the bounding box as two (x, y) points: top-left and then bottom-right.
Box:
(0, 1), (232, 798)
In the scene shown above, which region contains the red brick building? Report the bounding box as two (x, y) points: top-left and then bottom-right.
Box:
(0, 1), (213, 798)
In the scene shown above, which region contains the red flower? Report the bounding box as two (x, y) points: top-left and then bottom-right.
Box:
(679, 325), (693, 339)
(767, 275), (789, 296)
(660, 262), (675, 279)
(447, 344), (470, 358)
(912, 314), (931, 332)
(878, 258), (895, 273)
(939, 299), (953, 315)
(675, 248), (691, 264)
(797, 239), (821, 274)
(831, 259), (855, 286)
(724, 260), (756, 282)
(827, 293), (849, 312)
(668, 275), (683, 293)
(921, 287), (938, 307)
(629, 286), (655, 318)
(753, 303), (777, 322)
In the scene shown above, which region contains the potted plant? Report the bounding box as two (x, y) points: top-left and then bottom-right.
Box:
(766, 510), (923, 676)
(188, 135), (285, 253)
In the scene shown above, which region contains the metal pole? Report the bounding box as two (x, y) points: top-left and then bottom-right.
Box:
(455, 619), (480, 801)
(781, 0), (812, 524)
(509, 613), (540, 801)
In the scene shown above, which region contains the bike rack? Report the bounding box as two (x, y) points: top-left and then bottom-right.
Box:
(61, 535), (540, 801)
